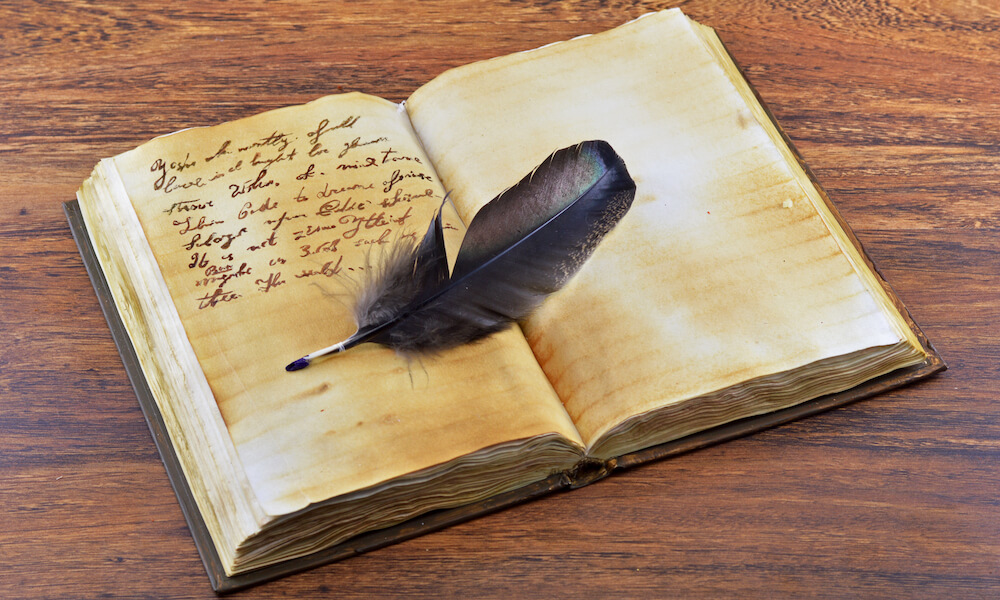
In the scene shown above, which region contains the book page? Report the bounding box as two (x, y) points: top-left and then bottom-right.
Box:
(406, 10), (921, 449)
(107, 93), (582, 515)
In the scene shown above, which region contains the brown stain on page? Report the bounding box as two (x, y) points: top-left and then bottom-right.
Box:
(295, 381), (331, 399)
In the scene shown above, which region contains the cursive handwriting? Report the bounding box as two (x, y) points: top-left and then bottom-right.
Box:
(296, 164), (318, 181)
(239, 131), (292, 153)
(246, 231), (278, 251)
(264, 211), (307, 231)
(151, 157), (206, 194)
(153, 111), (446, 314)
(317, 181), (375, 198)
(173, 215), (224, 235)
(338, 211), (390, 239)
(196, 287), (241, 309)
(238, 197), (278, 219)
(380, 187), (435, 209)
(182, 227), (248, 251)
(229, 169), (278, 198)
(195, 262), (252, 289)
(354, 228), (393, 246)
(164, 199), (214, 215)
(308, 116), (359, 157)
(337, 157), (378, 170)
(308, 116), (360, 148)
(316, 196), (367, 216)
(379, 147), (423, 164)
(340, 136), (388, 158)
(293, 222), (338, 241)
(251, 149), (297, 169)
(383, 168), (433, 193)
(255, 271), (286, 293)
(294, 257), (343, 279)
(299, 238), (341, 257)
(204, 140), (232, 162)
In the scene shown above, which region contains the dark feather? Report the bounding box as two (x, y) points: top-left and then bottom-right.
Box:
(351, 203), (448, 329)
(286, 140), (635, 370)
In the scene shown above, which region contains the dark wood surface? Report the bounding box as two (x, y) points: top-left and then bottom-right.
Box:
(2, 1), (997, 598)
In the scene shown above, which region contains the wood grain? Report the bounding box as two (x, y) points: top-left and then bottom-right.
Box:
(1, 1), (997, 598)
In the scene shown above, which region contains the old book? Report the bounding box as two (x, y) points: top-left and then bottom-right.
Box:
(70, 8), (942, 592)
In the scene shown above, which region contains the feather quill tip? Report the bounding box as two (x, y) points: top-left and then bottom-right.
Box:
(285, 358), (311, 372)
(286, 339), (352, 371)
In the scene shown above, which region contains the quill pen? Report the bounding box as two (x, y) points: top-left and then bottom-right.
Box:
(286, 140), (636, 371)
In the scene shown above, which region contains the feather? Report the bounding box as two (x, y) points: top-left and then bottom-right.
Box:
(286, 140), (635, 371)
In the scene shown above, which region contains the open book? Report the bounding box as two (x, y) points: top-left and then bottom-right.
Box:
(70, 8), (942, 592)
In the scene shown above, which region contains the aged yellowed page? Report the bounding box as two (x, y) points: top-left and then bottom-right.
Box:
(406, 10), (925, 452)
(98, 93), (583, 520)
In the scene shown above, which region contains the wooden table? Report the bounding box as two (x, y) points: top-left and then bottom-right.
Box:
(3, 1), (997, 597)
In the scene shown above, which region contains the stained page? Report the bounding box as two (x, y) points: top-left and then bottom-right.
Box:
(406, 10), (922, 448)
(107, 93), (582, 515)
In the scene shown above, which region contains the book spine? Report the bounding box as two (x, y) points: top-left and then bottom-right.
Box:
(564, 458), (616, 489)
